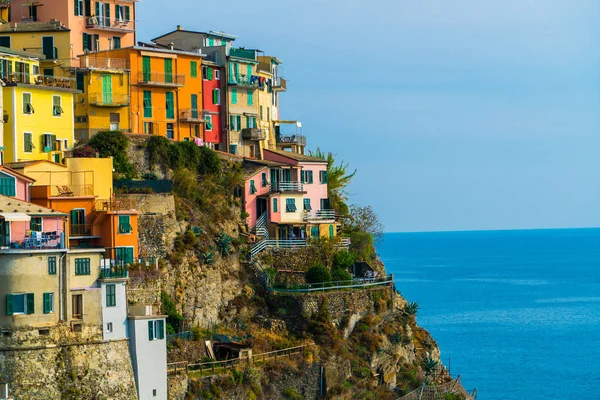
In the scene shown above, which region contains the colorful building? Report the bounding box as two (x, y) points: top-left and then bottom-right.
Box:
(7, 0), (138, 64)
(86, 45), (204, 141)
(201, 59), (224, 147)
(0, 47), (78, 164)
(74, 54), (131, 140)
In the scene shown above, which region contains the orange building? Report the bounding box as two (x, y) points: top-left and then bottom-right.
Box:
(83, 45), (205, 141)
(7, 158), (140, 263)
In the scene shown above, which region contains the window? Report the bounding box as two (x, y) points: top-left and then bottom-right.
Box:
(165, 92), (174, 119)
(153, 389), (157, 397)
(302, 171), (314, 184)
(6, 293), (34, 315)
(48, 256), (57, 275)
(0, 36), (10, 48)
(144, 122), (155, 135)
(115, 4), (126, 20)
(249, 180), (256, 194)
(164, 59), (173, 83)
(42, 133), (55, 152)
(112, 36), (121, 49)
(74, 0), (84, 16)
(115, 247), (134, 265)
(320, 171), (328, 184)
(106, 284), (116, 307)
(207, 67), (213, 80)
(142, 56), (151, 81)
(190, 61), (197, 78)
(286, 198), (297, 213)
(320, 199), (330, 210)
(22, 93), (33, 114)
(229, 115), (241, 131)
(215, 70), (220, 80)
(30, 217), (42, 232)
(246, 65), (252, 77)
(43, 293), (54, 314)
(148, 319), (165, 340)
(166, 123), (174, 139)
(208, 38), (214, 47)
(247, 90), (253, 106)
(212, 89), (220, 105)
(143, 90), (152, 118)
(229, 144), (237, 155)
(23, 132), (34, 152)
(0, 174), (15, 197)
(52, 95), (63, 116)
(260, 106), (263, 120)
(107, 322), (113, 332)
(202, 66), (207, 79)
(118, 215), (132, 234)
(75, 258), (91, 275)
(273, 198), (278, 212)
(304, 198), (312, 211)
(261, 172), (267, 187)
(205, 115), (213, 131)
(231, 88), (237, 104)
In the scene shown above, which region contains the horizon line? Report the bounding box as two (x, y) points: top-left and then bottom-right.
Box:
(385, 226), (600, 234)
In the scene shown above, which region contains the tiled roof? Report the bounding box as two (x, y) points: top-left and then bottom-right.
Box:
(0, 21), (69, 33)
(264, 149), (327, 163)
(0, 196), (67, 217)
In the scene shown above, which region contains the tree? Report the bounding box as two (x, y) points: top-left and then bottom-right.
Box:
(309, 148), (356, 215)
(306, 265), (332, 284)
(345, 205), (384, 244)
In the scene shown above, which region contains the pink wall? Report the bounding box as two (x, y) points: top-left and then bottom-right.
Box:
(244, 168), (270, 227)
(269, 194), (281, 223)
(9, 217), (64, 244)
(300, 163), (328, 210)
(16, 180), (29, 202)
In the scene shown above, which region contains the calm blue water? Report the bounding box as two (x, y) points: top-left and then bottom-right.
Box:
(378, 229), (600, 400)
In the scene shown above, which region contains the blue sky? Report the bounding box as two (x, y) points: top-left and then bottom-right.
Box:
(138, 0), (600, 232)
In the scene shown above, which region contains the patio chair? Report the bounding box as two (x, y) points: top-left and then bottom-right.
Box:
(56, 186), (74, 196)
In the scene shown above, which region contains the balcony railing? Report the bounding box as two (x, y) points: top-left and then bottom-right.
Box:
(70, 224), (94, 237)
(2, 73), (76, 89)
(138, 71), (185, 87)
(99, 265), (129, 279)
(179, 108), (204, 122)
(271, 181), (304, 192)
(229, 74), (260, 88)
(79, 57), (128, 70)
(51, 184), (94, 197)
(5, 232), (65, 251)
(86, 17), (135, 32)
(303, 210), (336, 221)
(276, 134), (306, 146)
(89, 93), (130, 107)
(95, 198), (137, 212)
(241, 128), (266, 141)
(273, 77), (286, 91)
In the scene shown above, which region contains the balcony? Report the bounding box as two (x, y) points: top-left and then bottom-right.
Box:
(2, 73), (76, 89)
(50, 184), (94, 197)
(89, 93), (130, 107)
(276, 134), (306, 146)
(229, 74), (260, 88)
(138, 71), (185, 87)
(79, 57), (128, 70)
(95, 198), (137, 212)
(179, 108), (204, 123)
(86, 17), (135, 32)
(271, 181), (304, 192)
(99, 265), (129, 280)
(1, 232), (65, 252)
(241, 128), (266, 141)
(273, 77), (286, 91)
(303, 210), (336, 222)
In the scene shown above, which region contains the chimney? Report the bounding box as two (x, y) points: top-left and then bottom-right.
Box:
(169, 42), (174, 51)
(177, 25), (182, 31)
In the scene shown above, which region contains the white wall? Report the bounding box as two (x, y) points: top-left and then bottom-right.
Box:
(128, 317), (167, 400)
(101, 281), (128, 340)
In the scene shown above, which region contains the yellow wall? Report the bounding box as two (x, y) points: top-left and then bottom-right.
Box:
(3, 85), (76, 163)
(279, 193), (305, 224)
(257, 69), (274, 152)
(2, 31), (72, 75)
(74, 69), (131, 136)
(65, 157), (114, 200)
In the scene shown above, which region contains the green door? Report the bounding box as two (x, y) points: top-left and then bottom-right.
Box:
(191, 94), (198, 118)
(164, 59), (172, 83)
(70, 209), (85, 235)
(53, 154), (60, 163)
(102, 74), (112, 104)
(311, 226), (319, 238)
(42, 37), (55, 60)
(142, 56), (151, 81)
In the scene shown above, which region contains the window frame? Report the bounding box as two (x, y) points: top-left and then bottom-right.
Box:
(118, 215), (132, 234)
(22, 92), (34, 114)
(23, 132), (34, 153)
(285, 198), (297, 213)
(43, 292), (54, 314)
(74, 258), (91, 275)
(106, 284), (116, 307)
(273, 198), (278, 213)
(48, 256), (57, 275)
(30, 217), (42, 232)
(52, 95), (63, 116)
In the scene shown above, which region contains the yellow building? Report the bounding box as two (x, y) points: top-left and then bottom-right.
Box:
(0, 21), (72, 78)
(74, 55), (131, 141)
(0, 47), (78, 164)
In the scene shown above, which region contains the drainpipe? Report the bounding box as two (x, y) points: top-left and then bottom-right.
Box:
(59, 252), (67, 321)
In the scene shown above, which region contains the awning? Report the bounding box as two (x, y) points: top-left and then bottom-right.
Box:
(0, 212), (31, 222)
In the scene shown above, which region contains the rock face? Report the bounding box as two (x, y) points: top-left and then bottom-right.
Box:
(0, 328), (137, 399)
(167, 373), (188, 400)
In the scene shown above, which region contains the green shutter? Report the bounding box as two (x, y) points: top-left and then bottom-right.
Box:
(143, 91), (152, 118)
(236, 116), (241, 131)
(190, 61), (197, 78)
(166, 92), (174, 119)
(246, 65), (252, 77)
(26, 293), (34, 314)
(212, 89), (218, 105)
(229, 115), (235, 130)
(148, 320), (154, 340)
(125, 6), (130, 20)
(74, 0), (79, 15)
(228, 62), (233, 83)
(48, 257), (56, 274)
(82, 33), (88, 51)
(102, 74), (112, 104)
(6, 294), (13, 316)
(231, 88), (237, 104)
(104, 3), (110, 26)
(247, 90), (253, 106)
(273, 198), (278, 213)
(207, 67), (213, 80)
(142, 56), (151, 81)
(85, 0), (91, 16)
(164, 59), (172, 83)
(43, 293), (50, 314)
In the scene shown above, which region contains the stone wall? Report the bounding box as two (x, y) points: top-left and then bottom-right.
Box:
(167, 372), (188, 400)
(0, 337), (137, 399)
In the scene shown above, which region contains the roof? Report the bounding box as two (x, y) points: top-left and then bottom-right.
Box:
(151, 28), (237, 42)
(0, 45), (40, 60)
(5, 160), (67, 170)
(242, 159), (288, 179)
(0, 21), (70, 33)
(0, 195), (67, 217)
(85, 45), (205, 59)
(264, 149), (327, 163)
(0, 165), (35, 183)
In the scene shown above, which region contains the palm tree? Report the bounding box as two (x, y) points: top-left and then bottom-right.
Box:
(309, 148), (356, 215)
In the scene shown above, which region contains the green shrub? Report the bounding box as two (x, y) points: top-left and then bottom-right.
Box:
(403, 302), (419, 316)
(161, 291), (184, 333)
(306, 265), (331, 284)
(282, 388), (302, 400)
(331, 267), (352, 282)
(215, 232), (232, 256)
(348, 231), (374, 261)
(87, 130), (136, 179)
(201, 251), (215, 265)
(333, 250), (355, 270)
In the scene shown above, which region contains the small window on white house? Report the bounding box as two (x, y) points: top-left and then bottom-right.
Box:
(215, 70), (220, 80)
(107, 322), (113, 332)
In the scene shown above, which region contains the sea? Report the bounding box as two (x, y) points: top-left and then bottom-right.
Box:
(378, 228), (600, 400)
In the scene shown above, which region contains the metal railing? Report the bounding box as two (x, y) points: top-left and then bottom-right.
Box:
(179, 108), (203, 122)
(89, 93), (130, 107)
(270, 181), (304, 192)
(86, 17), (135, 31)
(79, 57), (128, 70)
(266, 239), (307, 249)
(303, 209), (336, 221)
(241, 128), (265, 140)
(272, 275), (394, 293)
(99, 265), (128, 279)
(276, 134), (306, 146)
(138, 71), (185, 86)
(95, 198), (137, 212)
(70, 224), (94, 237)
(273, 77), (286, 91)
(51, 184), (94, 197)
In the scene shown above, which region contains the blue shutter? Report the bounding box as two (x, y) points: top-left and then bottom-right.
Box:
(6, 294), (13, 316)
(148, 320), (154, 340)
(26, 293), (34, 314)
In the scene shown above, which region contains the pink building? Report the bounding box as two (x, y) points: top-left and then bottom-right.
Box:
(8, 0), (137, 61)
(0, 165), (35, 201)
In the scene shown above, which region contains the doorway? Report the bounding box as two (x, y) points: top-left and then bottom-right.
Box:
(42, 37), (55, 60)
(256, 198), (267, 220)
(72, 294), (83, 319)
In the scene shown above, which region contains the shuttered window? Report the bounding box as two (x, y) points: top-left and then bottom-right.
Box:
(250, 180), (256, 194)
(231, 88), (237, 104)
(75, 258), (91, 275)
(0, 174), (15, 196)
(320, 171), (328, 184)
(165, 92), (174, 119)
(106, 284), (116, 307)
(207, 67), (213, 80)
(261, 172), (267, 187)
(212, 89), (220, 105)
(190, 61), (197, 78)
(23, 132), (33, 152)
(118, 215), (132, 234)
(143, 90), (152, 118)
(304, 198), (312, 211)
(43, 293), (54, 314)
(286, 198), (297, 213)
(22, 92), (33, 114)
(142, 56), (151, 81)
(52, 95), (63, 116)
(164, 58), (173, 83)
(48, 256), (57, 275)
(247, 90), (253, 106)
(273, 198), (278, 213)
